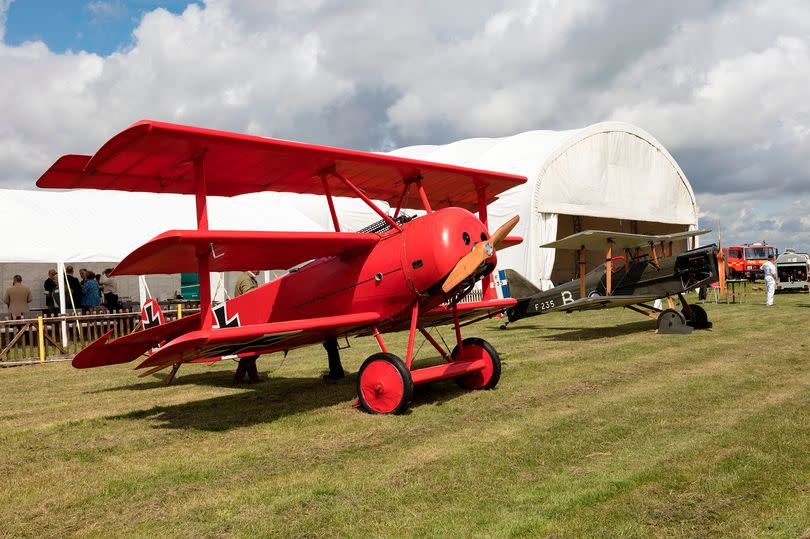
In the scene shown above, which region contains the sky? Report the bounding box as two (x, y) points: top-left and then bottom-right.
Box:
(1, 0), (809, 252)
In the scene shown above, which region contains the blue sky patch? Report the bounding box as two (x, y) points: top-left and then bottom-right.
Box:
(4, 0), (198, 55)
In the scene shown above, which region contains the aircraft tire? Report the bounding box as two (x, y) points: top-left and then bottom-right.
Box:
(657, 308), (687, 333)
(683, 304), (710, 329)
(450, 337), (501, 390)
(356, 352), (413, 415)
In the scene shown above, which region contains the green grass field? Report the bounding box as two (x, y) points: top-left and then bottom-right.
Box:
(2, 290), (809, 538)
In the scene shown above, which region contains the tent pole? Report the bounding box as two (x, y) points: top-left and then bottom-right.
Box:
(57, 262), (68, 348)
(138, 276), (148, 308)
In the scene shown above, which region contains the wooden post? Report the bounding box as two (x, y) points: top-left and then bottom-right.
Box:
(37, 316), (45, 363)
(605, 239), (613, 296)
(578, 247), (586, 299)
(177, 304), (183, 319)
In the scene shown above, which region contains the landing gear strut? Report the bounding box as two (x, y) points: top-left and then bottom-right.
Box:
(356, 302), (502, 414)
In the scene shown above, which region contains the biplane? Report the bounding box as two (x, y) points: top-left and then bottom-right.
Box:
(500, 230), (720, 334)
(36, 120), (525, 414)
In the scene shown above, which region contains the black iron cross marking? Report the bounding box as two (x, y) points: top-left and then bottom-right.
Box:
(213, 303), (241, 329)
(142, 303), (161, 329)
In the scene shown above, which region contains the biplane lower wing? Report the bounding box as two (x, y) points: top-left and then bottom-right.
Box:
(72, 313), (202, 369)
(421, 299), (516, 326)
(112, 230), (380, 275)
(136, 311), (382, 371)
(545, 294), (661, 313)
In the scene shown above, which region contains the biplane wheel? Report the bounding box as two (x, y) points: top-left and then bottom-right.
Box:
(683, 304), (710, 329)
(357, 353), (413, 415)
(657, 308), (687, 332)
(450, 338), (501, 390)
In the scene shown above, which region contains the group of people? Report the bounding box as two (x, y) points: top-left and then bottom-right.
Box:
(1, 266), (122, 319)
(41, 265), (121, 315)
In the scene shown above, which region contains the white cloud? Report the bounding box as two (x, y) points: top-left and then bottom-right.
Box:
(86, 1), (126, 19)
(0, 0), (809, 249)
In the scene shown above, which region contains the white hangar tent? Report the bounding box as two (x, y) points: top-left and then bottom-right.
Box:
(0, 188), (382, 318)
(389, 122), (699, 290)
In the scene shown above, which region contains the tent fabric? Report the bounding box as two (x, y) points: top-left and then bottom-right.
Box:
(389, 122), (698, 289)
(0, 189), (383, 264)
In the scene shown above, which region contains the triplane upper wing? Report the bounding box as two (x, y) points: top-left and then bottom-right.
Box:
(37, 120), (525, 211)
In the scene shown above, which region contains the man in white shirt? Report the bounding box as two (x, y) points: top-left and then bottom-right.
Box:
(761, 256), (778, 306)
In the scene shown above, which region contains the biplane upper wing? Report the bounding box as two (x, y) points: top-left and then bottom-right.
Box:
(542, 294), (661, 313)
(112, 229), (380, 275)
(36, 120), (526, 211)
(135, 312), (382, 371)
(540, 229), (711, 250)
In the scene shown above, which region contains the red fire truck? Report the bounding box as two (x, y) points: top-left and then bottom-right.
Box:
(725, 243), (778, 279)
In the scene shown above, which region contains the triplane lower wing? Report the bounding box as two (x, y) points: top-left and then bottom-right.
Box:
(38, 120), (527, 414)
(502, 229), (720, 334)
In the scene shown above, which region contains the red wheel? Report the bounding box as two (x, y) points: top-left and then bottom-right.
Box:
(450, 337), (501, 390)
(357, 353), (413, 415)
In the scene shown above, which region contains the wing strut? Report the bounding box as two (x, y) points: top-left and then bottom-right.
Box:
(578, 246), (586, 299)
(193, 154), (213, 331)
(605, 239), (613, 295)
(477, 187), (493, 300)
(319, 172), (341, 232)
(324, 168), (401, 231)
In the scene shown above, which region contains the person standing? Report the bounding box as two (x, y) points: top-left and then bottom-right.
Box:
(233, 270), (262, 384)
(322, 337), (345, 381)
(4, 275), (32, 319)
(761, 255), (778, 306)
(99, 268), (120, 311)
(65, 265), (82, 312)
(43, 269), (58, 315)
(81, 271), (101, 314)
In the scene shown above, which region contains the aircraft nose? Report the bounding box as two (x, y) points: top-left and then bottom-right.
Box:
(442, 215), (519, 293)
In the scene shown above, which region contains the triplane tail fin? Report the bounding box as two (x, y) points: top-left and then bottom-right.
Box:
(140, 298), (165, 330)
(503, 269), (541, 298)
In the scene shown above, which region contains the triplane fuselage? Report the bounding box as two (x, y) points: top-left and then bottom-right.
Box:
(37, 120), (525, 414)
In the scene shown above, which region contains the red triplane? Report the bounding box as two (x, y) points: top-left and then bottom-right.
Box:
(37, 121), (525, 414)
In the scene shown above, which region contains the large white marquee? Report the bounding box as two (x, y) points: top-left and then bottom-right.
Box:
(390, 122), (698, 289)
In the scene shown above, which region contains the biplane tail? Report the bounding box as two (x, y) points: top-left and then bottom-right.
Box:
(502, 269), (541, 298)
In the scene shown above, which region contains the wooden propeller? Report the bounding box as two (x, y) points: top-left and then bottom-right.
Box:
(442, 215), (520, 293)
